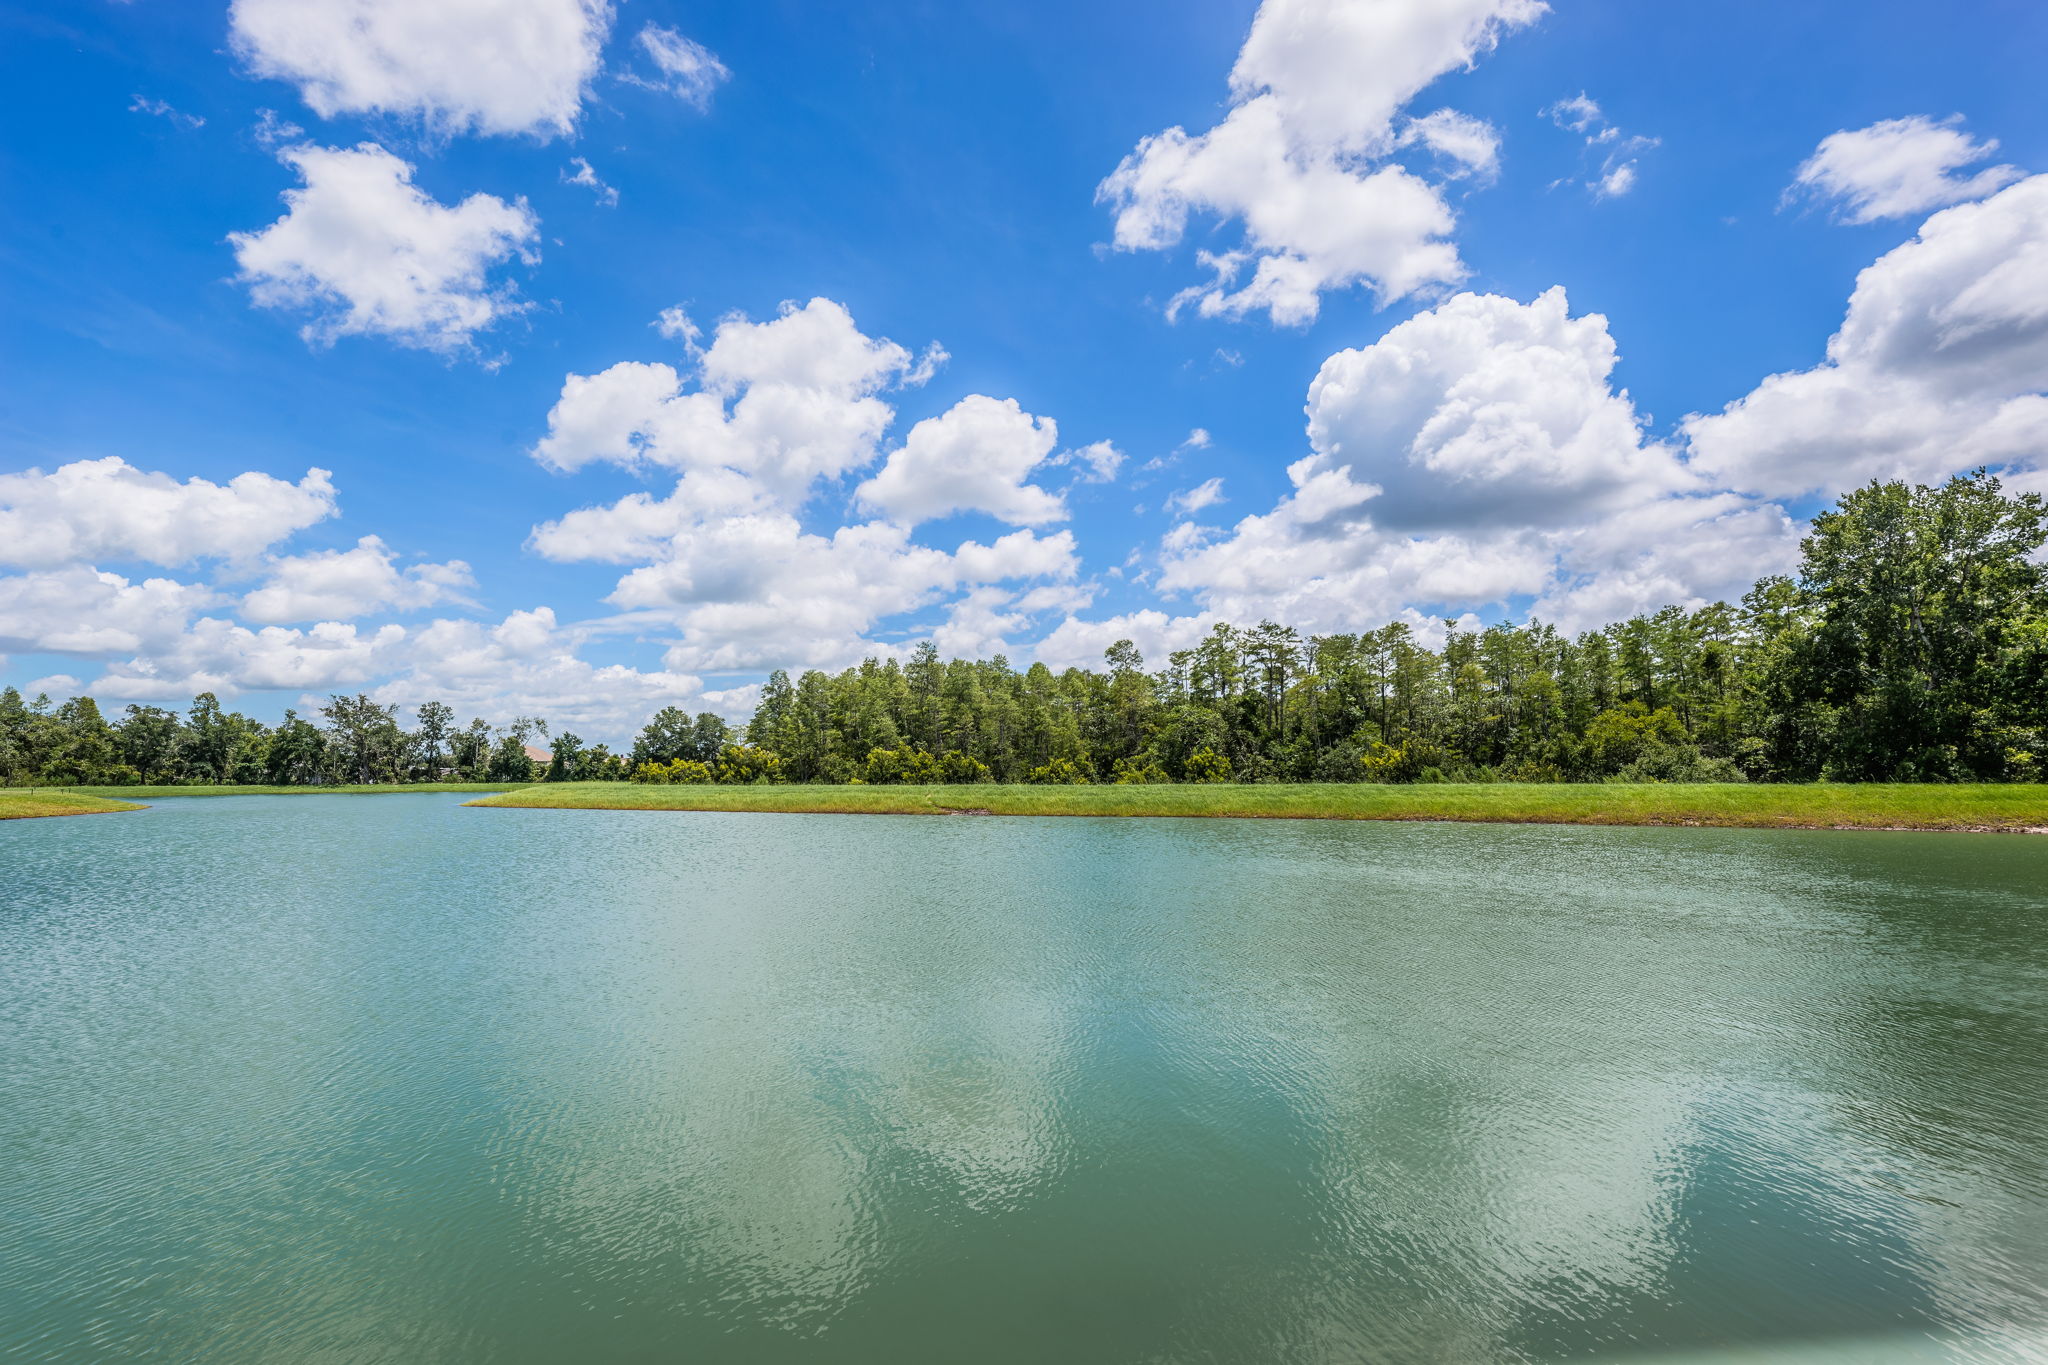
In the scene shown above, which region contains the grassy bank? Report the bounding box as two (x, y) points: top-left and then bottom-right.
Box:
(467, 781), (2048, 832)
(56, 782), (527, 799)
(0, 791), (146, 820)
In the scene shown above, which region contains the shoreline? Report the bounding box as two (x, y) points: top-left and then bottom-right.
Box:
(463, 781), (2048, 834)
(0, 793), (147, 821)
(17, 782), (2046, 833)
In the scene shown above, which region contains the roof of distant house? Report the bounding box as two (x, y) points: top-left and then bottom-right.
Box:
(523, 745), (552, 764)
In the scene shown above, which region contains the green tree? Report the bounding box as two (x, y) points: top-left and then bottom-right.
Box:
(116, 705), (186, 783)
(546, 732), (585, 781)
(320, 694), (404, 784)
(1786, 472), (2047, 779)
(411, 701), (455, 779)
(486, 734), (535, 782)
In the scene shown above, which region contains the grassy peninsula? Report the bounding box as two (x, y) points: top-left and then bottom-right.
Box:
(467, 781), (2048, 832)
(60, 782), (527, 800)
(0, 790), (146, 820)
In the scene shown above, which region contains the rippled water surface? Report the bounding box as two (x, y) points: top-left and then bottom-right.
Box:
(4, 796), (2046, 1363)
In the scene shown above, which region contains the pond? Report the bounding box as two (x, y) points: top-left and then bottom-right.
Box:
(3, 795), (2045, 1363)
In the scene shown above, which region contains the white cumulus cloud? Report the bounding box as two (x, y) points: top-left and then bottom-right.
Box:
(0, 458), (336, 569)
(530, 300), (1094, 675)
(533, 298), (915, 497)
(242, 536), (475, 624)
(228, 0), (613, 139)
(857, 395), (1067, 527)
(1138, 288), (1798, 636)
(1789, 115), (2024, 224)
(231, 143), (540, 355)
(1098, 0), (1543, 324)
(0, 568), (217, 658)
(1685, 174), (2048, 498)
(1305, 286), (1693, 530)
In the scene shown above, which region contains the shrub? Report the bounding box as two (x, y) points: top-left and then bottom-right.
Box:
(1026, 757), (1092, 784)
(1355, 739), (1450, 783)
(1582, 703), (1688, 775)
(1111, 756), (1171, 784)
(939, 751), (991, 783)
(1608, 747), (1747, 784)
(1310, 743), (1365, 782)
(863, 747), (942, 784)
(632, 758), (713, 784)
(714, 745), (783, 785)
(1183, 747), (1231, 783)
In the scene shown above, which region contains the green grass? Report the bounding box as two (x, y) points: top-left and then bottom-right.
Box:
(466, 781), (2048, 832)
(55, 782), (529, 799)
(0, 790), (146, 820)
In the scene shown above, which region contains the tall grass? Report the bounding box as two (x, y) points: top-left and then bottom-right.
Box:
(54, 783), (529, 799)
(0, 791), (145, 820)
(467, 782), (2048, 832)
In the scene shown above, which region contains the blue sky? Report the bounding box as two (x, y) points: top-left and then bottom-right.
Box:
(4, 0), (2046, 739)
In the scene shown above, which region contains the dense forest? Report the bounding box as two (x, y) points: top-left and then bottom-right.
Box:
(5, 474), (2044, 789)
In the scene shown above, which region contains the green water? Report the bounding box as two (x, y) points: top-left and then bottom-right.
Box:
(3, 797), (2045, 1364)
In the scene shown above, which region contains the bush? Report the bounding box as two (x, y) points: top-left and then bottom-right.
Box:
(1310, 743), (1365, 782)
(863, 746), (941, 784)
(1356, 738), (1449, 783)
(1026, 757), (1092, 784)
(632, 758), (713, 784)
(1608, 746), (1747, 784)
(939, 751), (991, 783)
(1183, 747), (1231, 783)
(1111, 756), (1171, 784)
(714, 745), (783, 785)
(1582, 704), (1688, 776)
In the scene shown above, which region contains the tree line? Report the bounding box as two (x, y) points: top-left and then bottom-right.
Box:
(5, 474), (2044, 788)
(0, 690), (631, 788)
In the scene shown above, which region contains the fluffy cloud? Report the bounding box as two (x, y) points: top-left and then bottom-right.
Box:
(0, 568), (215, 658)
(1305, 287), (1692, 530)
(1789, 115), (2024, 224)
(1685, 175), (2048, 497)
(1031, 609), (1216, 672)
(370, 608), (717, 734)
(91, 617), (405, 700)
(1136, 288), (1797, 636)
(231, 143), (539, 354)
(534, 298), (911, 495)
(628, 25), (730, 109)
(242, 536), (475, 623)
(0, 458), (336, 569)
(1530, 498), (1800, 630)
(1060, 440), (1125, 483)
(857, 395), (1066, 526)
(228, 0), (612, 138)
(1098, 0), (1543, 323)
(62, 601), (717, 741)
(527, 470), (773, 564)
(530, 300), (1096, 674)
(564, 507), (1079, 673)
